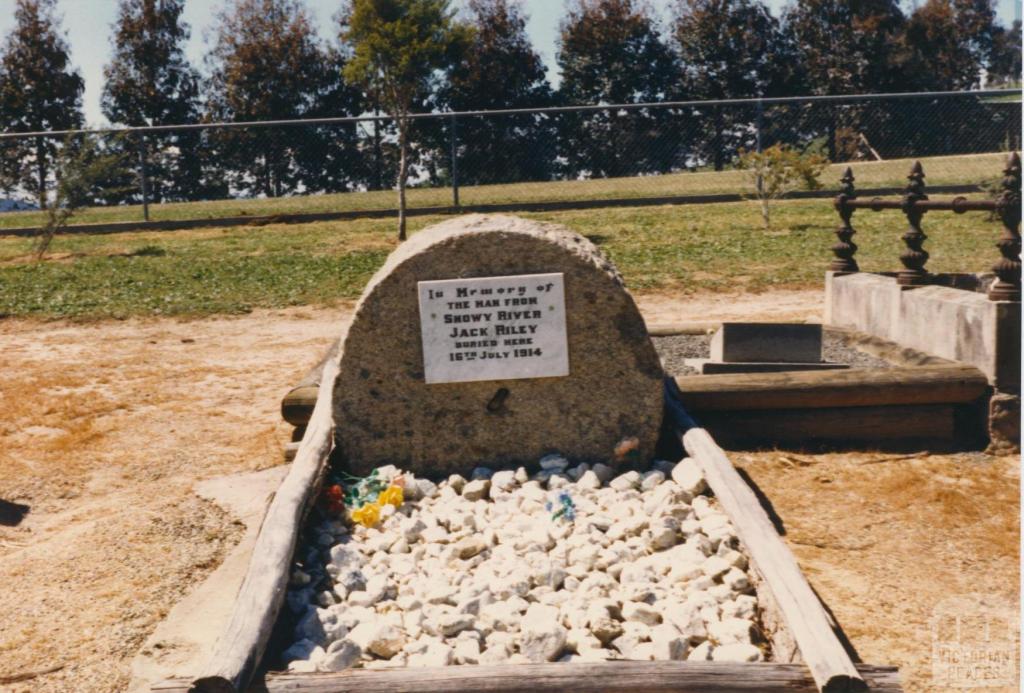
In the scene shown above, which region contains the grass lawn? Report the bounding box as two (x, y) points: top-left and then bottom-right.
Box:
(0, 151), (1008, 230)
(0, 195), (1004, 321)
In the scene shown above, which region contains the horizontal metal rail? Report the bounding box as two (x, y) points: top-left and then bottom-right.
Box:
(829, 153), (1021, 300)
(845, 196), (997, 213)
(0, 89), (1018, 139)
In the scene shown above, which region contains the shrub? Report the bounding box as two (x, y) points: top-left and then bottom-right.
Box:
(737, 144), (828, 229)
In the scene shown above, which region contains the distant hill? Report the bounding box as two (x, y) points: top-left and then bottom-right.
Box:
(0, 198), (37, 212)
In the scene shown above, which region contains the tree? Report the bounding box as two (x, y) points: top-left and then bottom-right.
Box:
(341, 0), (471, 240)
(989, 19), (1022, 86)
(670, 0), (798, 170)
(736, 143), (826, 228)
(557, 0), (679, 178)
(0, 0), (84, 209)
(783, 0), (907, 96)
(431, 0), (557, 185)
(206, 0), (363, 198)
(783, 0), (907, 161)
(34, 134), (131, 258)
(102, 0), (209, 202)
(293, 43), (369, 194)
(904, 0), (996, 90)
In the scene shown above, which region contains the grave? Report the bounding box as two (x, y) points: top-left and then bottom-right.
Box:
(333, 214), (664, 476)
(824, 154), (1021, 451)
(166, 214), (901, 693)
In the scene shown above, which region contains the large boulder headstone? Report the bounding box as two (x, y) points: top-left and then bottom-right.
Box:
(333, 214), (663, 476)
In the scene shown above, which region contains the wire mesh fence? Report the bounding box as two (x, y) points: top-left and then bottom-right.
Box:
(0, 89), (1019, 227)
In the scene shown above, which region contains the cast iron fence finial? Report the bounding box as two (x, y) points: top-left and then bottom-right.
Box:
(989, 152), (1022, 302)
(830, 166), (859, 272)
(898, 161), (930, 286)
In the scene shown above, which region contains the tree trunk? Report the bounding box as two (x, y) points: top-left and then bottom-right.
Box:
(35, 136), (46, 210)
(827, 113), (837, 163)
(372, 107), (384, 191)
(397, 120), (408, 242)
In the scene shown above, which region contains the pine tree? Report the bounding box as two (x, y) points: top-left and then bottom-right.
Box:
(341, 0), (471, 240)
(206, 0), (362, 197)
(557, 0), (679, 178)
(0, 0), (84, 208)
(671, 0), (798, 169)
(102, 0), (208, 201)
(434, 0), (557, 185)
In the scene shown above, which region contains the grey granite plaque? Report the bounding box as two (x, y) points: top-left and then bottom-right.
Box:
(418, 272), (569, 384)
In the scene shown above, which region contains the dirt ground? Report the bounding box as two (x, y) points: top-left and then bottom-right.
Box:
(0, 289), (1017, 692)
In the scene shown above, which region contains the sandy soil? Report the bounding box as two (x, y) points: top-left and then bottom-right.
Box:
(0, 289), (1016, 692)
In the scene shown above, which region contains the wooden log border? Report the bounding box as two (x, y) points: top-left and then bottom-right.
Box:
(665, 380), (869, 693)
(281, 339), (341, 426)
(157, 661), (900, 693)
(189, 349), (342, 693)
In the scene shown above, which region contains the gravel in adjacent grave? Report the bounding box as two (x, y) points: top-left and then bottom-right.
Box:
(653, 332), (894, 376)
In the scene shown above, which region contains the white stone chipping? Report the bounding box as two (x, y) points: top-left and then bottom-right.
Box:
(281, 459), (765, 672)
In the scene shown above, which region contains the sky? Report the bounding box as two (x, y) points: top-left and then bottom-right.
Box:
(0, 0), (1019, 127)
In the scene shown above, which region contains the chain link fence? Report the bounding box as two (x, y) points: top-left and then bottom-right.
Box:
(0, 89), (1019, 227)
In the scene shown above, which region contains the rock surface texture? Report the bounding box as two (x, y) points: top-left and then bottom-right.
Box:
(281, 459), (766, 671)
(333, 215), (664, 476)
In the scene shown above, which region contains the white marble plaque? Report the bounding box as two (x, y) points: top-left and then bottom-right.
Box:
(418, 273), (569, 384)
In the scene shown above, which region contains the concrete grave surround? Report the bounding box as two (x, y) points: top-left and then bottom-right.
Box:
(825, 272), (1020, 389)
(333, 214), (664, 476)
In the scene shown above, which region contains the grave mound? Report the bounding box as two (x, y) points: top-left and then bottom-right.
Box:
(333, 214), (664, 476)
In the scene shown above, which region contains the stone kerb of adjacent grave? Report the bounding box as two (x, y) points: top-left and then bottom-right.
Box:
(333, 214), (664, 476)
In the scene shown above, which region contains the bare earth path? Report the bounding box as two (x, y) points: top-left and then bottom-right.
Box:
(0, 289), (1017, 692)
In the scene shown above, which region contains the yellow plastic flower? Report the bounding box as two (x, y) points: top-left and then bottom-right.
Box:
(377, 485), (404, 508)
(351, 502), (380, 528)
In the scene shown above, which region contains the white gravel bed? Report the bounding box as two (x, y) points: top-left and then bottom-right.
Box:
(281, 456), (767, 672)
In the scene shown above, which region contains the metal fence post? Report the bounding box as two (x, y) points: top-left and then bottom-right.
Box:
(756, 98), (764, 153)
(756, 97), (765, 196)
(450, 114), (459, 208)
(137, 133), (150, 222)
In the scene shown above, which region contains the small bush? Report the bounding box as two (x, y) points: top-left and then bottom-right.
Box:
(34, 135), (131, 259)
(736, 144), (828, 229)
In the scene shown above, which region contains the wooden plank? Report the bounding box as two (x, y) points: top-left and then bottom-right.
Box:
(647, 322), (719, 336)
(154, 662), (901, 693)
(284, 364), (990, 427)
(190, 351), (342, 693)
(283, 441), (300, 462)
(282, 386), (319, 426)
(282, 339), (341, 426)
(697, 404), (956, 446)
(674, 364), (988, 412)
(679, 425), (867, 693)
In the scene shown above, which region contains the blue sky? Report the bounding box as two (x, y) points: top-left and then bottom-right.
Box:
(0, 0), (1019, 126)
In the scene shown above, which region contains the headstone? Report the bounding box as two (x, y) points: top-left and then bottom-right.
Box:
(333, 214), (664, 476)
(710, 323), (823, 363)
